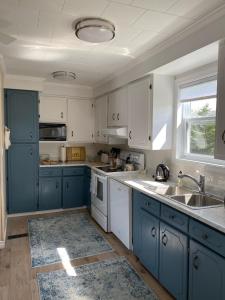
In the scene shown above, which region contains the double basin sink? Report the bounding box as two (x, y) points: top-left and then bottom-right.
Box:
(141, 184), (224, 209)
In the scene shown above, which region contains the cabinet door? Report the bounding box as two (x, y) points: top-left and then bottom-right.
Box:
(108, 87), (128, 127)
(6, 89), (38, 143)
(189, 240), (225, 300)
(139, 209), (159, 278)
(128, 77), (152, 149)
(110, 179), (131, 249)
(84, 169), (91, 211)
(7, 143), (38, 213)
(215, 41), (225, 160)
(133, 190), (141, 256)
(68, 99), (94, 143)
(39, 96), (67, 123)
(39, 177), (62, 210)
(108, 92), (117, 126)
(63, 176), (84, 208)
(133, 191), (159, 278)
(95, 95), (108, 143)
(159, 222), (188, 300)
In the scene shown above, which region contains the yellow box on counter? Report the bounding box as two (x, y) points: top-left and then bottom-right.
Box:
(66, 147), (86, 161)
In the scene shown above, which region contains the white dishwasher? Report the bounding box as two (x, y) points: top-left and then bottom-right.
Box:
(109, 178), (132, 249)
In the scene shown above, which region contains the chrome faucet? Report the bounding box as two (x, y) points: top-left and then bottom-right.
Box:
(178, 171), (205, 194)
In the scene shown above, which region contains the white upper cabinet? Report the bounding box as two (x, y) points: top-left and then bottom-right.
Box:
(128, 75), (173, 150)
(95, 95), (108, 144)
(67, 99), (94, 143)
(108, 87), (128, 127)
(39, 96), (67, 123)
(215, 41), (225, 160)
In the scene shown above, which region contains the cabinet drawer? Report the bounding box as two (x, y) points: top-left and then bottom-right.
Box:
(189, 219), (225, 257)
(39, 167), (62, 177)
(161, 205), (189, 233)
(134, 190), (160, 216)
(63, 167), (84, 176)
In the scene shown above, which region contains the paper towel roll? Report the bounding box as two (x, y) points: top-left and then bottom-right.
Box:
(60, 146), (66, 162)
(4, 127), (11, 150)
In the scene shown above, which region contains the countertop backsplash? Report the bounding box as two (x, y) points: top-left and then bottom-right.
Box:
(39, 143), (98, 162)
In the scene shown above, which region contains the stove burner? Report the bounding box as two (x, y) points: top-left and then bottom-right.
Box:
(97, 166), (123, 173)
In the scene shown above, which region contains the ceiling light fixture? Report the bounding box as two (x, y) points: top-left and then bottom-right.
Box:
(74, 18), (115, 43)
(52, 71), (76, 81)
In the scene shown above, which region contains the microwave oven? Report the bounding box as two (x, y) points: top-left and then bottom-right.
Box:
(39, 123), (67, 141)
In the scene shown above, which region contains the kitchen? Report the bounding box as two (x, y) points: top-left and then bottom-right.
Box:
(1, 1), (225, 300)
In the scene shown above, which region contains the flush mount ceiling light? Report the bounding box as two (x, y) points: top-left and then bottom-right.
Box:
(51, 71), (76, 81)
(74, 18), (115, 43)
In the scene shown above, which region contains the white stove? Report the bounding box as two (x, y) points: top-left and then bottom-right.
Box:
(91, 151), (145, 232)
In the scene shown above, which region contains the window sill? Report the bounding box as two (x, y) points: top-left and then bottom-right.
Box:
(175, 155), (225, 169)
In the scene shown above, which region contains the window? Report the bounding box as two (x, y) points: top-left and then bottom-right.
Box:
(178, 78), (217, 160)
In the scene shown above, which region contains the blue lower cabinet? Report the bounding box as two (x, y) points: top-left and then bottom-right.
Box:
(133, 191), (159, 278)
(8, 143), (38, 213)
(133, 191), (141, 256)
(39, 177), (62, 210)
(139, 209), (159, 278)
(63, 176), (84, 208)
(189, 240), (225, 300)
(159, 222), (188, 300)
(84, 167), (91, 211)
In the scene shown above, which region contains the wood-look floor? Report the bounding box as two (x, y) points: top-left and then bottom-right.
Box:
(0, 209), (173, 300)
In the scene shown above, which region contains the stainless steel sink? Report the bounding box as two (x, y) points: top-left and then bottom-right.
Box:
(170, 194), (224, 208)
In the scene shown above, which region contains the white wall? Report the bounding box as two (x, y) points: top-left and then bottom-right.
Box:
(39, 142), (98, 162)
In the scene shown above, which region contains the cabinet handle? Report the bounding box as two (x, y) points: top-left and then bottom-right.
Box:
(30, 149), (33, 156)
(56, 182), (59, 189)
(151, 227), (156, 238)
(202, 233), (208, 240)
(162, 234), (168, 246)
(117, 113), (120, 120)
(112, 113), (115, 120)
(30, 132), (33, 139)
(222, 130), (225, 144)
(66, 182), (69, 189)
(169, 215), (175, 220)
(129, 130), (132, 140)
(61, 112), (63, 119)
(193, 255), (199, 270)
(71, 131), (74, 137)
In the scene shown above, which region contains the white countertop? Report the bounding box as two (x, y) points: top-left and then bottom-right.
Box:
(39, 163), (225, 234)
(39, 161), (108, 168)
(109, 173), (225, 234)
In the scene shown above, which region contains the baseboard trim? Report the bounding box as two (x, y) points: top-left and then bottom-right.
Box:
(0, 216), (8, 249)
(7, 206), (87, 218)
(0, 240), (5, 249)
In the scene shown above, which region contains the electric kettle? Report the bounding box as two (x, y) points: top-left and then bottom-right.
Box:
(155, 164), (170, 182)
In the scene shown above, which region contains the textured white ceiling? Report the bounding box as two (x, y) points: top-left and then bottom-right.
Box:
(0, 0), (224, 86)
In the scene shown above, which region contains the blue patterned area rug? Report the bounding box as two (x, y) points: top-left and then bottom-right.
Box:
(28, 212), (112, 268)
(37, 257), (158, 300)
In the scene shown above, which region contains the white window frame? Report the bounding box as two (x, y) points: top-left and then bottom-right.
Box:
(175, 70), (225, 166)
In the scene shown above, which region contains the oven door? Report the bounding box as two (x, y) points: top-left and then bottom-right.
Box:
(92, 173), (108, 216)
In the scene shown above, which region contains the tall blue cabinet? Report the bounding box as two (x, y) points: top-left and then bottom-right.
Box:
(5, 89), (39, 213)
